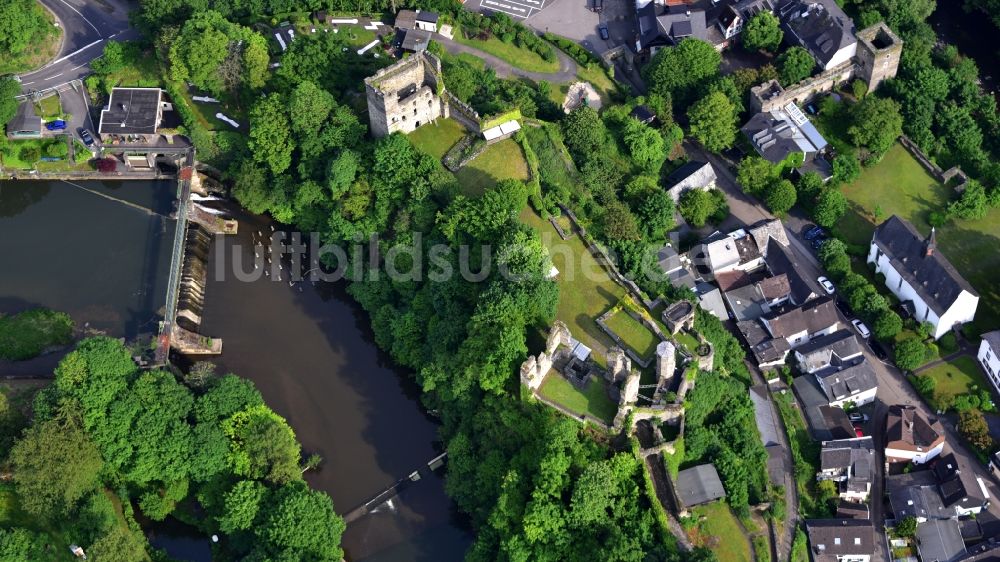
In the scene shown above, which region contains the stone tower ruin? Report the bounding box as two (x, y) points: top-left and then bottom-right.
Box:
(855, 22), (903, 94)
(364, 52), (449, 138)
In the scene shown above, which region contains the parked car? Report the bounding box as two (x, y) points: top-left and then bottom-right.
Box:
(817, 276), (835, 295)
(598, 24), (609, 40)
(848, 412), (869, 423)
(803, 225), (826, 241)
(79, 129), (95, 147)
(593, 0), (603, 12)
(870, 340), (889, 361)
(45, 119), (66, 131)
(811, 236), (828, 250)
(835, 299), (852, 315)
(851, 319), (871, 339)
(853, 424), (864, 437)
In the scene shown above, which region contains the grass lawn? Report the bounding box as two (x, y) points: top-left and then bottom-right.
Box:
(524, 123), (574, 191)
(838, 142), (1000, 331)
(409, 118), (467, 160)
(918, 355), (991, 409)
(454, 138), (529, 196)
(605, 308), (660, 359)
(577, 64), (618, 105)
(35, 95), (63, 120)
(537, 373), (618, 423)
(454, 31), (560, 74)
(521, 207), (624, 362)
(0, 138), (68, 170)
(688, 501), (752, 562)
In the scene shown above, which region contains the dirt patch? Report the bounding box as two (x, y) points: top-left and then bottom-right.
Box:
(563, 82), (602, 113)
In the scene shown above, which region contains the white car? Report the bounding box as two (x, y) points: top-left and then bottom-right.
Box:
(851, 319), (871, 339)
(817, 276), (835, 294)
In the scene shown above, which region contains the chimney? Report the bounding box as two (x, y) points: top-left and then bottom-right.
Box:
(925, 227), (936, 257)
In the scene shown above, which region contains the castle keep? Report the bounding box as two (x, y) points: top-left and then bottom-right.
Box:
(364, 52), (449, 138)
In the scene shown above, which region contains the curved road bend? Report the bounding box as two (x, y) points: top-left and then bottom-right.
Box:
(19, 0), (138, 94)
(432, 33), (578, 82)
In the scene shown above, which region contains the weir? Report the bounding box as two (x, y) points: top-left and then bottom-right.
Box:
(154, 151), (236, 364)
(342, 452), (448, 525)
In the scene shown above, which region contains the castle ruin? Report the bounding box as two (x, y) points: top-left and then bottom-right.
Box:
(364, 52), (449, 138)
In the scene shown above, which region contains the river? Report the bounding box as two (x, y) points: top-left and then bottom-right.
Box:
(0, 180), (472, 561)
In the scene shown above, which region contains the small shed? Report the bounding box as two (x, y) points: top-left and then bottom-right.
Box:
(674, 464), (726, 509)
(6, 101), (42, 139)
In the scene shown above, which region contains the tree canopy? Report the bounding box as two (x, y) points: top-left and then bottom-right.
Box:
(777, 47), (816, 85)
(687, 92), (738, 151)
(743, 12), (783, 53)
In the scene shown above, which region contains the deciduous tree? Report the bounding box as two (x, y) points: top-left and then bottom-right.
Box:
(778, 47), (815, 85)
(765, 179), (797, 215)
(687, 92), (738, 151)
(743, 12), (783, 53)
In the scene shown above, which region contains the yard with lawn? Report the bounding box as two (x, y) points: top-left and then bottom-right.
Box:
(524, 123), (575, 191)
(35, 95), (63, 120)
(454, 31), (560, 74)
(917, 355), (993, 411)
(409, 118), (467, 160)
(774, 390), (829, 518)
(537, 372), (618, 424)
(687, 501), (752, 562)
(604, 307), (660, 359)
(454, 138), (529, 196)
(836, 142), (1000, 331)
(520, 207), (624, 363)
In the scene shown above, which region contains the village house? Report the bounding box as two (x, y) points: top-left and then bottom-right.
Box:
(98, 87), (169, 145)
(5, 101), (42, 139)
(976, 331), (1000, 395)
(674, 463), (726, 511)
(394, 9), (438, 33)
(805, 518), (874, 562)
(869, 216), (979, 340)
(817, 437), (875, 503)
(741, 100), (831, 178)
(739, 296), (840, 368)
(795, 330), (877, 408)
(776, 0), (857, 70)
(664, 160), (717, 203)
(884, 404), (945, 465)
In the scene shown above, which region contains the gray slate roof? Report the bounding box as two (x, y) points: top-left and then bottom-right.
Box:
(766, 238), (816, 305)
(777, 0), (856, 68)
(795, 329), (863, 373)
(763, 296), (839, 339)
(401, 29), (431, 51)
(6, 101), (41, 135)
(872, 216), (977, 316)
(675, 464), (726, 508)
(748, 218), (790, 255)
(982, 330), (1000, 354)
(666, 161), (717, 201)
(814, 357), (877, 404)
(806, 519), (875, 561)
(887, 470), (948, 520)
(916, 519), (967, 562)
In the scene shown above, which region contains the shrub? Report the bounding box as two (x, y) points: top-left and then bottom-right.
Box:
(95, 158), (117, 173)
(939, 332), (959, 354)
(873, 309), (903, 340)
(45, 141), (68, 159)
(894, 338), (928, 372)
(912, 374), (936, 398)
(18, 145), (40, 163)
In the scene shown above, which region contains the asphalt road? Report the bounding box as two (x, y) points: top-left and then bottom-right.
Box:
(18, 0), (138, 94)
(694, 140), (1000, 560)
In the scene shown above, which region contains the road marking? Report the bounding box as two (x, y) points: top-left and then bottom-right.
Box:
(58, 0), (100, 34)
(481, 0), (529, 17)
(43, 72), (65, 80)
(22, 81), (34, 85)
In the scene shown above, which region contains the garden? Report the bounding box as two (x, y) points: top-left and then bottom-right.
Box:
(602, 304), (661, 360)
(913, 355), (995, 413)
(685, 500), (752, 562)
(536, 371), (618, 425)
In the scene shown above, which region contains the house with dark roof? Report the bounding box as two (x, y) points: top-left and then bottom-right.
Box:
(795, 330), (876, 408)
(885, 404), (945, 465)
(665, 161), (717, 203)
(395, 9), (437, 32)
(916, 519), (967, 562)
(836, 500), (869, 519)
(887, 470), (947, 521)
(795, 330), (863, 373)
(805, 518), (874, 562)
(98, 88), (167, 143)
(761, 296), (840, 348)
(933, 453), (991, 516)
(400, 28), (432, 52)
(776, 0), (857, 70)
(976, 331), (1000, 396)
(636, 4), (709, 52)
(630, 105), (657, 125)
(765, 237), (817, 305)
(657, 245), (697, 290)
(5, 101), (42, 139)
(723, 273), (791, 321)
(674, 463), (726, 510)
(818, 437), (875, 502)
(869, 216), (979, 340)
(742, 101), (829, 169)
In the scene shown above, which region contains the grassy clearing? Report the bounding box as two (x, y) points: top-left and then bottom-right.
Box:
(838, 142), (1000, 331)
(0, 138), (70, 170)
(605, 308), (659, 359)
(524, 123), (574, 191)
(454, 31), (560, 74)
(537, 372), (618, 424)
(521, 207), (624, 362)
(455, 138), (529, 196)
(0, 308), (74, 360)
(85, 52), (162, 103)
(774, 390), (828, 518)
(35, 95), (63, 120)
(688, 501), (752, 562)
(577, 64), (618, 104)
(919, 355), (991, 409)
(409, 118), (467, 160)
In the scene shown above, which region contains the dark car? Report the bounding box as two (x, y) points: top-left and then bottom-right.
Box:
(593, 0), (603, 12)
(598, 25), (609, 40)
(836, 299), (852, 315)
(45, 119), (66, 131)
(804, 225), (826, 240)
(811, 236), (828, 250)
(870, 340), (889, 361)
(79, 129), (95, 146)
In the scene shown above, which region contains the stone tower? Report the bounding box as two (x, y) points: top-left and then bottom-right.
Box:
(855, 22), (903, 94)
(364, 52), (449, 138)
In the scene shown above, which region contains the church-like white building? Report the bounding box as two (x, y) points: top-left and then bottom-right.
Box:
(868, 216), (978, 340)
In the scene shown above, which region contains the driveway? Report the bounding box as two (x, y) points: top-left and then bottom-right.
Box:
(432, 33), (578, 82)
(19, 0), (138, 94)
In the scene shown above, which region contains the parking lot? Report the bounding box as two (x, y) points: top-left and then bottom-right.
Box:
(473, 0), (549, 19)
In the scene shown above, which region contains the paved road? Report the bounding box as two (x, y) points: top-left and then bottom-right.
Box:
(433, 33), (578, 82)
(18, 0), (138, 94)
(697, 140), (1000, 560)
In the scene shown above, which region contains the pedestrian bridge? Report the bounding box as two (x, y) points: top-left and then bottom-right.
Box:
(343, 452), (448, 525)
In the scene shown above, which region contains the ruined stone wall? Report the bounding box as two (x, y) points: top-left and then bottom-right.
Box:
(365, 52), (447, 138)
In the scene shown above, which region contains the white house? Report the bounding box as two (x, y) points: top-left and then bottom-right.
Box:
(977, 331), (1000, 395)
(884, 404), (945, 465)
(869, 216), (979, 340)
(796, 330), (877, 408)
(806, 519), (873, 562)
(778, 0), (858, 71)
(817, 437), (875, 502)
(760, 296), (840, 349)
(665, 161), (717, 203)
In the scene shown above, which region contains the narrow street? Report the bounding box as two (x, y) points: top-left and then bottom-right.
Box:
(693, 139), (1000, 562)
